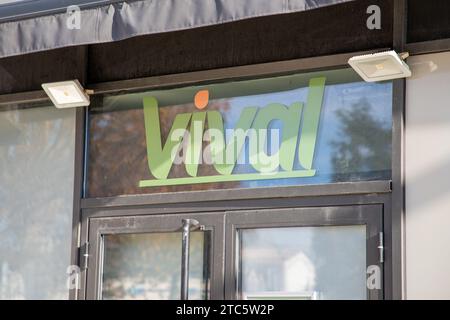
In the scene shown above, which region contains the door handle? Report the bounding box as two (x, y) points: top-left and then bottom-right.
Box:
(180, 219), (203, 300)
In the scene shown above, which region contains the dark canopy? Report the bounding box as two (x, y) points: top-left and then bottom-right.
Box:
(0, 0), (353, 58)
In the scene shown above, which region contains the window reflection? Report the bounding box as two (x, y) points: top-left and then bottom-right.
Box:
(239, 226), (367, 300)
(102, 232), (209, 300)
(87, 69), (392, 197)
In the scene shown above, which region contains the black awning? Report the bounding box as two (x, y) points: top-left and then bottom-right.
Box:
(0, 0), (354, 58)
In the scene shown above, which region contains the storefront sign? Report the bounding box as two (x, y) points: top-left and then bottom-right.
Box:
(139, 77), (326, 187)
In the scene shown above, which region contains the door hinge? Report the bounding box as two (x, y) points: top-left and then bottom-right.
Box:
(80, 242), (90, 270)
(378, 232), (384, 264)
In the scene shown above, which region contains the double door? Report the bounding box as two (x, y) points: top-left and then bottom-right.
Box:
(83, 205), (383, 300)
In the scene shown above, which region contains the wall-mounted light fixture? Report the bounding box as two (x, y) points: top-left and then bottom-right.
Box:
(348, 50), (411, 82)
(42, 80), (93, 108)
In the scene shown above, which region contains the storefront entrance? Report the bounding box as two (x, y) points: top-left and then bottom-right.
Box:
(72, 63), (395, 300)
(82, 203), (384, 300)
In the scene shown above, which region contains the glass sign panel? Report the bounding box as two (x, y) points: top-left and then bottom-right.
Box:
(87, 69), (392, 197)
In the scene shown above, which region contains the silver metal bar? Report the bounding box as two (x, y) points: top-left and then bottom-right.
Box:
(378, 232), (385, 264)
(180, 219), (190, 300)
(180, 219), (200, 300)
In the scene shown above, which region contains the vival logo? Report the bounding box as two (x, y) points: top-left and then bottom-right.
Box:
(139, 77), (326, 187)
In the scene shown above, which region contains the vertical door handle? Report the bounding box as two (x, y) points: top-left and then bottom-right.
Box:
(180, 219), (202, 300)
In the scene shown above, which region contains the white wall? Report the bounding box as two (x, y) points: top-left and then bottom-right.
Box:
(406, 51), (450, 299)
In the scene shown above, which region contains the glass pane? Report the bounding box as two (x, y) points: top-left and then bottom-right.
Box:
(0, 106), (75, 299)
(102, 231), (209, 300)
(238, 225), (366, 300)
(87, 68), (392, 197)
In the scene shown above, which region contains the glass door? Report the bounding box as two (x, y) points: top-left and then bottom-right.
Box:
(225, 205), (384, 300)
(85, 213), (224, 300)
(84, 204), (383, 300)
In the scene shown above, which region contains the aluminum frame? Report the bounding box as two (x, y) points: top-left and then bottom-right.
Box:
(80, 191), (392, 300)
(391, 0), (407, 300)
(224, 204), (385, 300)
(84, 212), (225, 300)
(82, 201), (387, 300)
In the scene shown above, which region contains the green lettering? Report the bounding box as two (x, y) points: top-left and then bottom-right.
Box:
(140, 76), (326, 187)
(143, 97), (191, 179)
(207, 107), (257, 175)
(250, 102), (302, 173)
(298, 77), (326, 170)
(185, 112), (206, 177)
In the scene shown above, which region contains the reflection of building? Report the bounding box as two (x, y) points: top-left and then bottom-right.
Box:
(283, 253), (316, 293)
(242, 250), (316, 295)
(1, 0), (450, 300)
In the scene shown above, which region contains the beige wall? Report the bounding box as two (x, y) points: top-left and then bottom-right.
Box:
(406, 51), (450, 299)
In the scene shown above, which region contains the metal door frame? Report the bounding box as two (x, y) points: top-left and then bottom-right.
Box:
(81, 197), (387, 300)
(79, 193), (391, 299)
(224, 204), (384, 300)
(83, 212), (225, 300)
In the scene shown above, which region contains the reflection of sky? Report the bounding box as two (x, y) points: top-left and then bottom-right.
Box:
(217, 80), (392, 188)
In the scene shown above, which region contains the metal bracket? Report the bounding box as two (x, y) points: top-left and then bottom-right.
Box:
(399, 52), (410, 60)
(378, 232), (384, 264)
(80, 242), (90, 270)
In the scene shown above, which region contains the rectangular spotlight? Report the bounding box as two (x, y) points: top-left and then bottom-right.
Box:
(42, 80), (90, 108)
(348, 50), (411, 82)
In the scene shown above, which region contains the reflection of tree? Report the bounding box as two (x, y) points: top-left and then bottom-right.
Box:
(88, 99), (239, 197)
(331, 99), (391, 181)
(102, 232), (206, 300)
